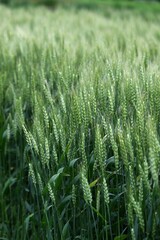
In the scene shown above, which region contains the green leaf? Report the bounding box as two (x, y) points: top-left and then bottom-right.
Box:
(24, 213), (34, 232)
(49, 167), (64, 184)
(105, 156), (115, 166)
(2, 177), (17, 195)
(25, 201), (32, 213)
(61, 220), (70, 240)
(114, 235), (128, 240)
(69, 158), (80, 167)
(89, 178), (99, 187)
(61, 195), (72, 204)
(58, 167), (64, 174)
(49, 173), (60, 183)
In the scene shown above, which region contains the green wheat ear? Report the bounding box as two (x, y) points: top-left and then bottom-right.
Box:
(81, 167), (92, 205)
(103, 178), (109, 206)
(29, 163), (36, 187)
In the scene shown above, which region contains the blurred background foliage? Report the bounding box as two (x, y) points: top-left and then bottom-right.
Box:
(0, 0), (160, 14)
(1, 0), (160, 6)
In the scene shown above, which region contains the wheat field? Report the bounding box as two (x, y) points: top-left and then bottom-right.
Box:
(1, 4), (160, 239)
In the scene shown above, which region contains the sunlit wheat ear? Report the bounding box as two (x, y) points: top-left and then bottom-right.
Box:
(131, 195), (144, 231)
(37, 172), (43, 193)
(29, 132), (39, 155)
(139, 163), (150, 192)
(42, 81), (54, 108)
(103, 178), (109, 206)
(22, 125), (32, 148)
(39, 143), (46, 167)
(43, 106), (49, 130)
(29, 163), (36, 187)
(52, 119), (59, 144)
(52, 144), (58, 166)
(81, 167), (92, 205)
(45, 138), (50, 167)
(108, 89), (114, 117)
(127, 203), (133, 225)
(102, 116), (109, 136)
(131, 228), (136, 240)
(60, 92), (66, 114)
(48, 183), (56, 205)
(149, 147), (158, 186)
(129, 166), (135, 193)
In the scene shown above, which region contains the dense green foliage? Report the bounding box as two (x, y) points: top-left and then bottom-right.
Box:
(0, 0), (58, 6)
(1, 3), (160, 240)
(1, 0), (160, 7)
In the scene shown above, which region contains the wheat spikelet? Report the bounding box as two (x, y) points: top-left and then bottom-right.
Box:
(22, 125), (32, 148)
(149, 147), (158, 186)
(48, 183), (56, 204)
(127, 203), (133, 225)
(52, 144), (58, 166)
(131, 195), (144, 231)
(52, 119), (59, 144)
(45, 138), (50, 167)
(29, 132), (39, 155)
(103, 178), (109, 205)
(72, 184), (76, 207)
(81, 167), (92, 205)
(60, 92), (66, 114)
(43, 106), (49, 130)
(96, 189), (101, 212)
(37, 173), (43, 193)
(129, 165), (136, 194)
(29, 163), (36, 186)
(131, 228), (136, 240)
(108, 89), (114, 117)
(139, 163), (150, 192)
